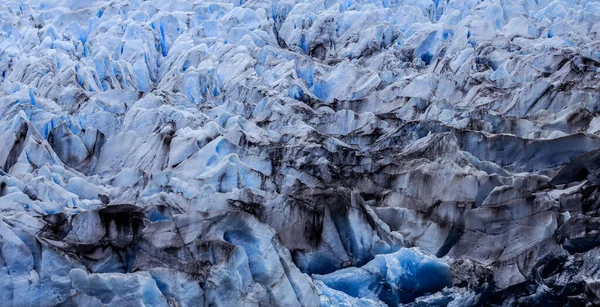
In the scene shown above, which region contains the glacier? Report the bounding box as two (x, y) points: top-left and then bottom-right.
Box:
(1, 0), (600, 305)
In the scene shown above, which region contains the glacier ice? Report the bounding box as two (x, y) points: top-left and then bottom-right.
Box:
(2, 0), (600, 305)
(314, 248), (452, 306)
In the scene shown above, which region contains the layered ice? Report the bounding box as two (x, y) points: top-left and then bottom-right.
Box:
(1, 0), (600, 305)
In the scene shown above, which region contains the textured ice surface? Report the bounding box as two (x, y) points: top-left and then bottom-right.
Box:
(2, 0), (600, 305)
(314, 248), (452, 306)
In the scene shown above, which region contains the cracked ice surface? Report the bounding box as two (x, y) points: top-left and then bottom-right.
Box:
(2, 0), (600, 305)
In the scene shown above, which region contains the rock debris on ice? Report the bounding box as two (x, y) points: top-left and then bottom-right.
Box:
(1, 0), (600, 305)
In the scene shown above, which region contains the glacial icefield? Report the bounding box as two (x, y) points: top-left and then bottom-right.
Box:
(2, 0), (600, 305)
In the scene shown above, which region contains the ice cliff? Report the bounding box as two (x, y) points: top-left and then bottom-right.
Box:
(2, 0), (600, 305)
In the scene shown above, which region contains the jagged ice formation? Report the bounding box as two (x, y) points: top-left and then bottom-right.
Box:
(2, 0), (600, 305)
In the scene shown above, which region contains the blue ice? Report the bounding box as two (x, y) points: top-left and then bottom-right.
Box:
(313, 248), (452, 306)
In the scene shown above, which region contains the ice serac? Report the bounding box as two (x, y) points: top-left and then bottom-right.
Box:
(1, 0), (600, 305)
